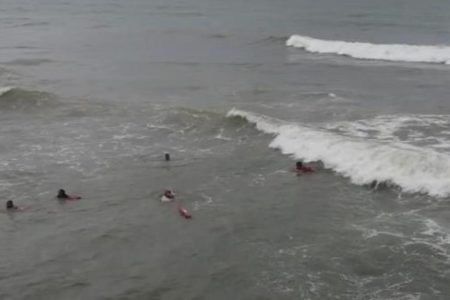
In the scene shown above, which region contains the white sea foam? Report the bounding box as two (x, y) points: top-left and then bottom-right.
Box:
(286, 35), (450, 64)
(325, 115), (450, 151)
(359, 227), (405, 240)
(215, 128), (232, 141)
(227, 109), (450, 197)
(420, 218), (450, 245)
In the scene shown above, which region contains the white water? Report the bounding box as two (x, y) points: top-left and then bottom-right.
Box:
(228, 108), (450, 197)
(324, 115), (450, 151)
(286, 35), (450, 64)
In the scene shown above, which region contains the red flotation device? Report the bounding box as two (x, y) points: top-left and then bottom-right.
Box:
(299, 166), (314, 173)
(178, 206), (192, 219)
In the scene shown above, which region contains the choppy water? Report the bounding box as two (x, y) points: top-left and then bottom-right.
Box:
(1, 0), (450, 299)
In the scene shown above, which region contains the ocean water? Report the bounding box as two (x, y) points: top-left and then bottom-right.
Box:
(1, 0), (450, 299)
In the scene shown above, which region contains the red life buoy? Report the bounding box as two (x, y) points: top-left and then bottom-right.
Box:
(178, 207), (192, 219)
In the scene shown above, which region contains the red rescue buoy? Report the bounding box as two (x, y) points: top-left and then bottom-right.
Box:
(178, 206), (192, 219)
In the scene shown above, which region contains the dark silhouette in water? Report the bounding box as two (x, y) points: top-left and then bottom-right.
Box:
(368, 180), (390, 191)
(57, 189), (69, 199)
(57, 189), (81, 200)
(296, 161), (314, 173)
(161, 190), (175, 202)
(6, 200), (18, 210)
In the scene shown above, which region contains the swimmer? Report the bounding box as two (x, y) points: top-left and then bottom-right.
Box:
(6, 200), (18, 210)
(296, 161), (314, 173)
(161, 190), (175, 202)
(57, 189), (81, 200)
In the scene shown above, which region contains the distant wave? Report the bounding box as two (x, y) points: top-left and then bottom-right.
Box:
(227, 108), (450, 197)
(254, 35), (290, 45)
(286, 35), (450, 64)
(4, 58), (53, 66)
(13, 21), (50, 28)
(208, 33), (228, 39)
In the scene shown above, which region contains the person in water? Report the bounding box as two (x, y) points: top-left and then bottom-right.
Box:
(57, 189), (81, 200)
(296, 161), (314, 173)
(6, 200), (18, 210)
(159, 190), (192, 219)
(57, 189), (69, 199)
(161, 190), (175, 202)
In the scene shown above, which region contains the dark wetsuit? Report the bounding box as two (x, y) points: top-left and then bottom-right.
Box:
(57, 189), (69, 199)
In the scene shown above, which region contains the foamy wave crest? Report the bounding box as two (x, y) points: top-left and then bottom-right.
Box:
(227, 108), (450, 197)
(0, 86), (15, 96)
(286, 35), (450, 64)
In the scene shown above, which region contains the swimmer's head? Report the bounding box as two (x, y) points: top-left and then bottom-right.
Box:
(164, 190), (174, 198)
(6, 200), (14, 209)
(57, 189), (67, 198)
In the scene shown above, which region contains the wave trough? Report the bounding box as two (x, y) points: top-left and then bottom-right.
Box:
(286, 35), (450, 64)
(227, 108), (450, 197)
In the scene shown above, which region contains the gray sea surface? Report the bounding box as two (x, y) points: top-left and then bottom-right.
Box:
(1, 0), (450, 299)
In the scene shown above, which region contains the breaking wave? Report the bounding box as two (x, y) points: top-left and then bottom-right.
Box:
(286, 35), (450, 64)
(227, 108), (450, 197)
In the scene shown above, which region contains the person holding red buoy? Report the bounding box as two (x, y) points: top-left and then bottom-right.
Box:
(295, 161), (315, 174)
(57, 189), (81, 200)
(6, 200), (18, 211)
(4, 200), (27, 212)
(161, 190), (175, 202)
(160, 189), (192, 219)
